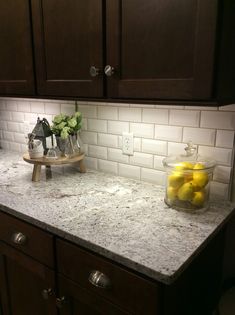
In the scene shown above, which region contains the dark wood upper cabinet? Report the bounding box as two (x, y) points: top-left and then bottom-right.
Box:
(106, 0), (217, 100)
(31, 0), (104, 98)
(0, 0), (235, 104)
(0, 0), (35, 95)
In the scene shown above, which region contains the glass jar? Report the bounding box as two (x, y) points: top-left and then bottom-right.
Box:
(163, 142), (216, 212)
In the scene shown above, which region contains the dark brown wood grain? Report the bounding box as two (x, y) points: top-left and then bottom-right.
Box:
(0, 211), (54, 268)
(0, 0), (35, 95)
(31, 0), (104, 97)
(56, 238), (162, 315)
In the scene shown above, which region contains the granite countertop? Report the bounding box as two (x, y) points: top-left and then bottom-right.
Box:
(0, 149), (234, 285)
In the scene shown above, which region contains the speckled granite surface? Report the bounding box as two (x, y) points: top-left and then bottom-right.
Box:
(0, 149), (234, 284)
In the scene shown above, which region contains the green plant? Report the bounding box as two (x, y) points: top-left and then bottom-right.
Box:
(51, 112), (82, 139)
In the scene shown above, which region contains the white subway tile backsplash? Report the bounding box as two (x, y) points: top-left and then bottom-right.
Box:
(88, 145), (107, 159)
(216, 130), (234, 148)
(98, 159), (118, 175)
(3, 131), (14, 141)
(78, 105), (97, 118)
(134, 138), (141, 152)
(169, 110), (200, 127)
(141, 168), (166, 185)
(30, 102), (45, 114)
(213, 166), (231, 184)
(118, 163), (140, 180)
(0, 111), (11, 121)
(45, 103), (61, 115)
(98, 106), (118, 120)
(119, 108), (141, 122)
(1, 98), (235, 195)
(142, 139), (167, 155)
(98, 133), (118, 148)
(142, 109), (168, 124)
(88, 119), (107, 133)
(84, 157), (98, 170)
(14, 133), (27, 144)
(130, 152), (153, 168)
(61, 103), (75, 115)
(130, 123), (154, 138)
(17, 101), (30, 112)
(108, 148), (129, 163)
(198, 146), (232, 166)
(7, 122), (20, 133)
(168, 142), (187, 155)
(155, 125), (182, 142)
(183, 127), (216, 146)
(210, 181), (229, 200)
(108, 121), (129, 135)
(6, 101), (18, 111)
(11, 112), (25, 123)
(80, 131), (97, 145)
(154, 155), (165, 170)
(201, 111), (235, 130)
(219, 104), (235, 111)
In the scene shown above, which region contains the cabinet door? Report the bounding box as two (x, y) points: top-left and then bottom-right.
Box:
(0, 0), (35, 95)
(57, 275), (127, 315)
(106, 0), (217, 100)
(0, 242), (56, 315)
(31, 0), (104, 98)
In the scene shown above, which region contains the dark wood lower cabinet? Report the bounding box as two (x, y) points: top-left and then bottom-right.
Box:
(0, 242), (56, 315)
(57, 275), (127, 315)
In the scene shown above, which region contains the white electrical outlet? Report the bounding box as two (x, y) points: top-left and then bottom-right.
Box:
(122, 132), (134, 155)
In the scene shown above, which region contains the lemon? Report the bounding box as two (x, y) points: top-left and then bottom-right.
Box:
(175, 162), (194, 170)
(168, 172), (184, 189)
(191, 190), (205, 207)
(188, 180), (201, 192)
(167, 186), (178, 201)
(177, 182), (194, 201)
(193, 163), (205, 170)
(193, 171), (208, 188)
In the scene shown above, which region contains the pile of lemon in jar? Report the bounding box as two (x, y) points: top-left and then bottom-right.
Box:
(166, 161), (210, 210)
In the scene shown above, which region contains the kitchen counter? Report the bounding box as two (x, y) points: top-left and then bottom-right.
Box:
(0, 149), (234, 285)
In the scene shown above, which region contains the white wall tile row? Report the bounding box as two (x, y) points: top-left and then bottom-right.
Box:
(0, 98), (235, 201)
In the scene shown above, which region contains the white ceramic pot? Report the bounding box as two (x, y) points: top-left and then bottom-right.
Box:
(28, 140), (44, 159)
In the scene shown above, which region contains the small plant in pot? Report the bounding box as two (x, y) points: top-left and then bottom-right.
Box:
(51, 112), (83, 157)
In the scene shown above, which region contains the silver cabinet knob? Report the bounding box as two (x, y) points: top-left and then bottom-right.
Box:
(88, 270), (111, 289)
(104, 65), (115, 77)
(90, 66), (100, 77)
(11, 232), (27, 245)
(42, 288), (53, 300)
(56, 296), (67, 309)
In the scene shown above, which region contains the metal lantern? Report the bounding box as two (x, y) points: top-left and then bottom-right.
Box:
(32, 117), (53, 154)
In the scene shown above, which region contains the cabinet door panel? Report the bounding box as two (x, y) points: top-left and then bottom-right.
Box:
(106, 0), (217, 100)
(0, 242), (56, 315)
(31, 0), (104, 97)
(0, 0), (35, 95)
(58, 275), (127, 315)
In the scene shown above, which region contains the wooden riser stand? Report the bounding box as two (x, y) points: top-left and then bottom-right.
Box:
(23, 153), (86, 182)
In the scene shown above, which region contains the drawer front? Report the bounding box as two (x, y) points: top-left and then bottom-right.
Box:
(0, 211), (54, 267)
(57, 239), (161, 314)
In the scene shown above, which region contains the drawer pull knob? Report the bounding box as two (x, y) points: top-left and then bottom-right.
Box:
(42, 288), (53, 300)
(88, 270), (111, 289)
(90, 66), (100, 77)
(11, 232), (27, 245)
(56, 296), (67, 309)
(104, 65), (115, 77)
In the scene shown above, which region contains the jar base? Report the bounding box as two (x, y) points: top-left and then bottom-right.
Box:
(164, 198), (209, 213)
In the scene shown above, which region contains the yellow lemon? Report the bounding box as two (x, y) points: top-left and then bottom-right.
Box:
(167, 186), (178, 201)
(193, 171), (208, 188)
(175, 162), (194, 170)
(188, 180), (201, 192)
(168, 172), (184, 189)
(193, 163), (205, 170)
(191, 190), (206, 207)
(177, 182), (194, 201)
